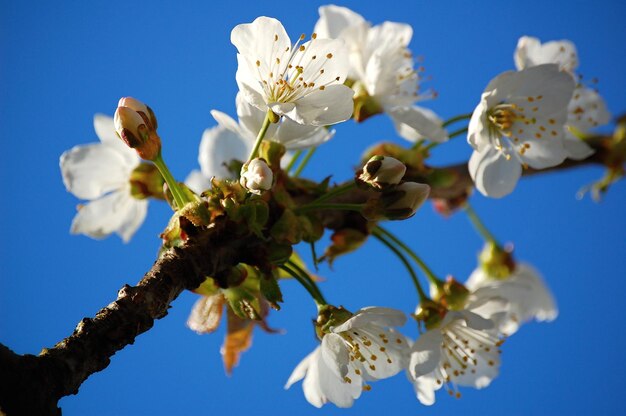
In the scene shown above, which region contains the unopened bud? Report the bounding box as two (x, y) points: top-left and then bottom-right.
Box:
(356, 155), (406, 190)
(240, 158), (273, 195)
(114, 97), (161, 160)
(382, 182), (430, 220)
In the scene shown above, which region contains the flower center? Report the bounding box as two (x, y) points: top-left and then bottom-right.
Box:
(340, 328), (404, 382)
(254, 33), (343, 105)
(433, 321), (504, 398)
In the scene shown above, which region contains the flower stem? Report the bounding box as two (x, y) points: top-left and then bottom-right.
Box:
(442, 113), (472, 128)
(310, 181), (357, 205)
(292, 147), (316, 177)
(247, 111), (273, 162)
(282, 261), (327, 306)
(371, 229), (429, 302)
(375, 226), (444, 288)
(285, 150), (302, 172)
(153, 153), (190, 209)
(295, 203), (363, 214)
(464, 202), (501, 247)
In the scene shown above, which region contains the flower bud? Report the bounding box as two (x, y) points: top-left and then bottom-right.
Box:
(356, 155), (406, 190)
(118, 97), (158, 129)
(240, 158), (273, 195)
(114, 97), (161, 160)
(378, 182), (430, 220)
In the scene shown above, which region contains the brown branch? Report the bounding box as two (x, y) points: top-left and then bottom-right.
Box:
(0, 137), (615, 415)
(0, 216), (268, 416)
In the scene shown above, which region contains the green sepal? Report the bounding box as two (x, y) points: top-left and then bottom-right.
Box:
(260, 272), (283, 310)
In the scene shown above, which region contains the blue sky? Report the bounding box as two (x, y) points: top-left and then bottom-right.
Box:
(1, 0), (625, 415)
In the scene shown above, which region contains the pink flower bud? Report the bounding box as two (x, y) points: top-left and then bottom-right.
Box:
(114, 97), (161, 160)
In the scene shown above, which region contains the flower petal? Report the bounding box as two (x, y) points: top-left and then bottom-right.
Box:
(273, 119), (334, 150)
(184, 170), (213, 195)
(514, 36), (578, 73)
(285, 347), (317, 390)
(332, 307), (406, 332)
(388, 106), (449, 143)
(231, 16), (291, 70)
(70, 188), (147, 242)
(469, 146), (522, 198)
(321, 333), (349, 378)
(197, 125), (252, 180)
(314, 5), (366, 40)
(235, 93), (278, 140)
(60, 143), (137, 200)
(409, 330), (442, 379)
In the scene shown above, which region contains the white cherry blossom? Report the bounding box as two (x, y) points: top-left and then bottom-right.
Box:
(468, 64), (575, 198)
(60, 115), (147, 242)
(231, 16), (354, 126)
(285, 307), (408, 408)
(314, 5), (448, 143)
(409, 306), (505, 405)
(514, 36), (611, 160)
(465, 263), (558, 336)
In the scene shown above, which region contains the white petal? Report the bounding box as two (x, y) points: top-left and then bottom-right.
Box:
(388, 106), (449, 143)
(60, 143), (137, 200)
(273, 119), (334, 150)
(184, 170), (212, 195)
(314, 5), (366, 40)
(469, 146), (522, 198)
(197, 126), (252, 179)
(70, 188), (147, 242)
(519, 135), (567, 169)
(409, 330), (442, 378)
(235, 93), (278, 140)
(231, 17), (291, 70)
(412, 373), (440, 406)
(563, 134), (595, 160)
(235, 54), (268, 110)
(567, 86), (611, 133)
(285, 348), (317, 389)
(273, 84), (354, 126)
(514, 263), (558, 322)
(467, 97), (491, 150)
(514, 36), (578, 73)
(332, 307), (406, 332)
(317, 349), (362, 408)
(321, 333), (349, 378)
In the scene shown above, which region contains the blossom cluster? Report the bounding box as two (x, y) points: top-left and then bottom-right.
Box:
(57, 3), (614, 411)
